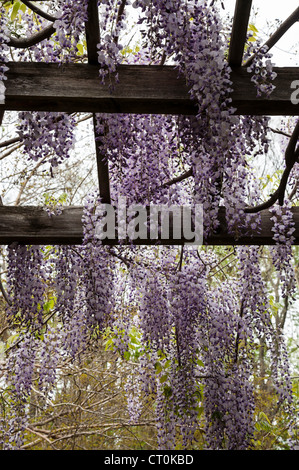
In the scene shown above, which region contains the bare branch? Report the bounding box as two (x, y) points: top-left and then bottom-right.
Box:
(20, 1), (57, 22)
(0, 136), (21, 149)
(162, 168), (193, 187)
(0, 277), (12, 305)
(245, 119), (299, 213)
(244, 7), (299, 67)
(8, 23), (55, 49)
(0, 142), (22, 161)
(269, 127), (292, 139)
(14, 155), (49, 206)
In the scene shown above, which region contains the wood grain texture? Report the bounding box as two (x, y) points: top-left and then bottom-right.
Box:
(1, 206), (299, 246)
(228, 0), (252, 66)
(1, 62), (298, 116)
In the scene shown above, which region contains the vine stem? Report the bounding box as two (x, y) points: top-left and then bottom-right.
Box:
(245, 119), (299, 213)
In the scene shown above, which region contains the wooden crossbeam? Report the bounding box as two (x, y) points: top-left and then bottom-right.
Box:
(1, 62), (298, 116)
(1, 206), (299, 246)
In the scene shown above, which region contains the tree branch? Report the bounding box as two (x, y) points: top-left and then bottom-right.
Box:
(114, 0), (127, 44)
(0, 142), (23, 161)
(245, 119), (299, 213)
(244, 7), (299, 67)
(8, 23), (55, 49)
(162, 168), (193, 187)
(14, 155), (49, 206)
(0, 136), (21, 149)
(0, 277), (12, 305)
(20, 1), (58, 22)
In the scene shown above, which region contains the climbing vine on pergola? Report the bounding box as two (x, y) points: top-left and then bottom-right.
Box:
(0, 0), (298, 245)
(0, 0), (299, 452)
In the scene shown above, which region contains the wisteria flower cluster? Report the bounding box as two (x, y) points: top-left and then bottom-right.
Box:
(246, 43), (277, 98)
(6, 243), (47, 328)
(0, 3), (9, 103)
(53, 0), (89, 61)
(270, 201), (297, 299)
(96, 0), (128, 83)
(17, 111), (76, 168)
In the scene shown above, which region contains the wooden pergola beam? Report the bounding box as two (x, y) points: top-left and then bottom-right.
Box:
(1, 62), (298, 116)
(1, 205), (299, 246)
(85, 0), (100, 66)
(85, 0), (111, 204)
(228, 0), (252, 66)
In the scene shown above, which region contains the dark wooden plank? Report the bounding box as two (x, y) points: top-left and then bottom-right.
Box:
(1, 62), (197, 115)
(84, 1), (111, 204)
(0, 206), (83, 245)
(1, 205), (299, 246)
(230, 66), (299, 116)
(85, 1), (111, 204)
(1, 62), (298, 116)
(85, 0), (100, 65)
(93, 115), (111, 204)
(228, 0), (253, 66)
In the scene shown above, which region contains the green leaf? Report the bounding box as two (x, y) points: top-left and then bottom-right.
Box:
(259, 411), (271, 424)
(123, 350), (130, 360)
(43, 298), (55, 313)
(77, 43), (84, 55)
(249, 23), (258, 33)
(129, 334), (139, 345)
(197, 406), (204, 418)
(163, 385), (172, 398)
(159, 374), (168, 384)
(11, 1), (20, 21)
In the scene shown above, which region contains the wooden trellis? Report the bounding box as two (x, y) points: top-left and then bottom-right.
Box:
(0, 0), (299, 245)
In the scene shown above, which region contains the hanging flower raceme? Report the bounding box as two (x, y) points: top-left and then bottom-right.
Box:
(199, 275), (256, 450)
(138, 267), (171, 351)
(2, 332), (38, 450)
(236, 245), (293, 408)
(53, 0), (89, 61)
(53, 245), (82, 321)
(131, 253), (208, 450)
(95, 113), (177, 207)
(96, 0), (128, 83)
(81, 191), (116, 330)
(164, 262), (207, 449)
(52, 244), (94, 360)
(246, 43), (277, 98)
(269, 201), (297, 299)
(0, 3), (9, 103)
(6, 243), (47, 328)
(17, 111), (76, 168)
